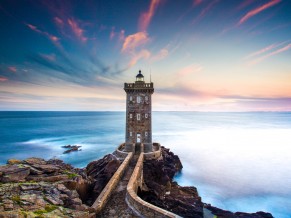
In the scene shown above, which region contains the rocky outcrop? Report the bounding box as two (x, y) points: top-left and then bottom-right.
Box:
(0, 154), (123, 217)
(140, 147), (204, 217)
(0, 149), (274, 218)
(139, 147), (273, 218)
(0, 157), (95, 217)
(86, 154), (121, 201)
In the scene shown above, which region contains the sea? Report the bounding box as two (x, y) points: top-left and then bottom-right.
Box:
(0, 111), (290, 218)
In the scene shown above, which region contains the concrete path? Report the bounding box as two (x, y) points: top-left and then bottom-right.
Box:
(97, 154), (140, 218)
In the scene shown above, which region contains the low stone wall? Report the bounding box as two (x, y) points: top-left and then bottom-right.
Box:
(115, 143), (130, 159)
(144, 143), (161, 160)
(126, 152), (180, 218)
(92, 152), (133, 213)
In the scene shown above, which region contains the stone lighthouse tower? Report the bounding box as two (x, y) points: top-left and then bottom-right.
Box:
(124, 70), (154, 152)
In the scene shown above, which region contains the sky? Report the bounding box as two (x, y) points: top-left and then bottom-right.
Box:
(0, 0), (291, 111)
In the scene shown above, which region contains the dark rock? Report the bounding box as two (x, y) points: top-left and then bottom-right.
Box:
(63, 176), (92, 202)
(86, 154), (121, 199)
(20, 184), (40, 191)
(0, 165), (30, 182)
(23, 157), (46, 165)
(62, 145), (82, 154)
(31, 164), (60, 174)
(140, 147), (203, 217)
(26, 174), (69, 182)
(62, 145), (73, 148)
(47, 158), (75, 171)
(22, 164), (43, 175)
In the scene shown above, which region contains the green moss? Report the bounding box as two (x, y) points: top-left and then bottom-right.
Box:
(34, 205), (58, 216)
(45, 205), (58, 212)
(64, 170), (78, 179)
(11, 195), (21, 204)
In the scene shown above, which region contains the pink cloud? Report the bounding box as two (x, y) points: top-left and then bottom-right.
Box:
(249, 43), (291, 65)
(139, 0), (161, 31)
(121, 32), (149, 53)
(128, 49), (151, 67)
(238, 0), (281, 26)
(245, 43), (278, 59)
(151, 48), (169, 62)
(40, 53), (56, 62)
(54, 17), (64, 26)
(25, 23), (60, 43)
(178, 64), (203, 77)
(67, 18), (87, 42)
(0, 76), (8, 82)
(236, 0), (254, 11)
(193, 0), (203, 6)
(193, 0), (219, 23)
(110, 27), (115, 40)
(26, 24), (38, 31)
(8, 66), (17, 73)
(119, 29), (125, 41)
(49, 35), (59, 42)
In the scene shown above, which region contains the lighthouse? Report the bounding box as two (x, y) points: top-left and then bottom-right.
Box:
(124, 70), (154, 152)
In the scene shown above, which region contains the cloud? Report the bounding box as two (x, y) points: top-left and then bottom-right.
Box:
(151, 48), (169, 62)
(193, 0), (219, 23)
(8, 66), (17, 73)
(54, 17), (64, 26)
(119, 29), (125, 41)
(249, 43), (291, 65)
(40, 53), (56, 62)
(193, 0), (203, 6)
(238, 0), (281, 26)
(67, 18), (87, 42)
(128, 49), (151, 67)
(121, 32), (149, 53)
(177, 63), (203, 77)
(244, 43), (279, 60)
(25, 23), (60, 43)
(220, 95), (291, 111)
(139, 0), (161, 31)
(0, 76), (8, 82)
(236, 0), (254, 11)
(110, 27), (115, 40)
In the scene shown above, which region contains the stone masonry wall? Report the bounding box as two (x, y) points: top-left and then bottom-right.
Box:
(91, 152), (133, 213)
(126, 152), (180, 218)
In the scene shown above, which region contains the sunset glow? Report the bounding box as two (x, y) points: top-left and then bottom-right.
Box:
(0, 0), (290, 111)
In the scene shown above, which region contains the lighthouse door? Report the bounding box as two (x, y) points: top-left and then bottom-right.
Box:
(136, 133), (141, 143)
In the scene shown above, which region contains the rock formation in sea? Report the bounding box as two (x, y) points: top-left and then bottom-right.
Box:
(0, 149), (273, 218)
(62, 145), (82, 154)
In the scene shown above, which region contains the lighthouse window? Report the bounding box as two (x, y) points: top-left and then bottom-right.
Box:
(129, 114), (132, 118)
(145, 96), (148, 101)
(130, 132), (132, 137)
(145, 113), (148, 118)
(129, 96), (133, 101)
(137, 96), (141, 103)
(137, 113), (140, 120)
(145, 132), (148, 137)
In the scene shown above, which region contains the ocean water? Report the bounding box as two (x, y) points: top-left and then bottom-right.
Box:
(0, 111), (291, 217)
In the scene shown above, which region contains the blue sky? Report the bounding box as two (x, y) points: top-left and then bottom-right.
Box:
(0, 0), (291, 111)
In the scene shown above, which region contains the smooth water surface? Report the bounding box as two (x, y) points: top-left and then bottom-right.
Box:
(0, 111), (290, 217)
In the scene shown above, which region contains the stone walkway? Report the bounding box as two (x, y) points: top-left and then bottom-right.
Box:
(97, 154), (140, 218)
